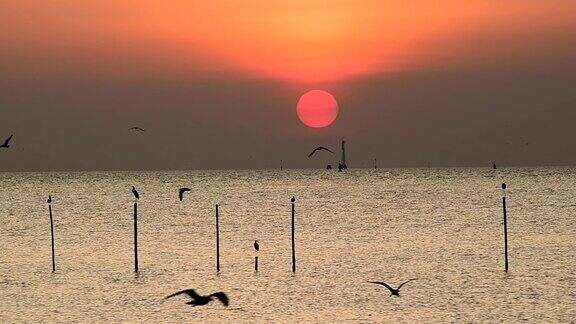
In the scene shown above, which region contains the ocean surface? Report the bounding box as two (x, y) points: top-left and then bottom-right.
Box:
(0, 168), (574, 323)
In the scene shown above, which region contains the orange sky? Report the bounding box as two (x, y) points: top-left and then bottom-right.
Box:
(1, 0), (575, 83)
(1, 1), (576, 171)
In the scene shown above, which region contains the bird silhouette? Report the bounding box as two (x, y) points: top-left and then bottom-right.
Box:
(132, 186), (140, 201)
(369, 279), (417, 297)
(291, 196), (295, 203)
(165, 289), (229, 307)
(178, 188), (191, 201)
(254, 240), (259, 252)
(47, 196), (52, 204)
(307, 146), (334, 157)
(128, 127), (146, 132)
(0, 135), (13, 148)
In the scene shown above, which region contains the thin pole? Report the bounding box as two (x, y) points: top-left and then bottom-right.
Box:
(134, 202), (138, 273)
(291, 196), (296, 272)
(216, 204), (220, 272)
(502, 183), (509, 272)
(48, 203), (56, 272)
(255, 255), (258, 271)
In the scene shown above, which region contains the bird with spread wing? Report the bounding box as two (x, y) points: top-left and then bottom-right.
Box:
(128, 127), (146, 132)
(307, 146), (334, 157)
(165, 289), (229, 307)
(368, 279), (417, 297)
(0, 134), (13, 148)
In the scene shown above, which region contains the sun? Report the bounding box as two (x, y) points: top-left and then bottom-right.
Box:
(296, 90), (339, 128)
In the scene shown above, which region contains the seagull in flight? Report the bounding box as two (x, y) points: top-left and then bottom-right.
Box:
(132, 186), (140, 201)
(179, 188), (191, 201)
(165, 289), (229, 307)
(368, 279), (417, 297)
(0, 135), (13, 148)
(128, 127), (146, 132)
(307, 146), (334, 157)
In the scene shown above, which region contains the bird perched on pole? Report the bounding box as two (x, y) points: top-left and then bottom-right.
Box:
(254, 240), (259, 252)
(179, 188), (191, 201)
(47, 196), (52, 204)
(132, 186), (140, 201)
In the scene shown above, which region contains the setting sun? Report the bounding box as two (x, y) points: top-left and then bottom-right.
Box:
(1, 1), (575, 322)
(296, 90), (339, 128)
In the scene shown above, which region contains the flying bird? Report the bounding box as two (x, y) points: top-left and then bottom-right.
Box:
(254, 240), (259, 252)
(128, 127), (146, 132)
(179, 188), (191, 201)
(307, 146), (334, 157)
(165, 289), (229, 307)
(47, 196), (52, 204)
(0, 135), (13, 148)
(132, 186), (140, 200)
(368, 279), (417, 297)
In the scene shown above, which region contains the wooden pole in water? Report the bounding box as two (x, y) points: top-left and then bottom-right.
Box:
(291, 196), (296, 272)
(48, 198), (56, 272)
(133, 202), (139, 273)
(216, 204), (220, 272)
(254, 240), (259, 272)
(502, 183), (509, 272)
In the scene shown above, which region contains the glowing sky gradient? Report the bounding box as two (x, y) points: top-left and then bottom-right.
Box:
(1, 1), (576, 171)
(1, 1), (575, 83)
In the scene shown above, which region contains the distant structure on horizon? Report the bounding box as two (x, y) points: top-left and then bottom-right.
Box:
(338, 140), (348, 171)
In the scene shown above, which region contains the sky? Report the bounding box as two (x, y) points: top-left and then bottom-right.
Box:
(1, 0), (575, 171)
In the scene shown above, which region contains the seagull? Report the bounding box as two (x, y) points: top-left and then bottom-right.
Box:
(165, 289), (229, 307)
(368, 279), (417, 297)
(132, 186), (140, 200)
(47, 196), (52, 204)
(307, 146), (334, 157)
(0, 135), (13, 148)
(128, 127), (146, 132)
(254, 240), (259, 252)
(179, 188), (191, 201)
